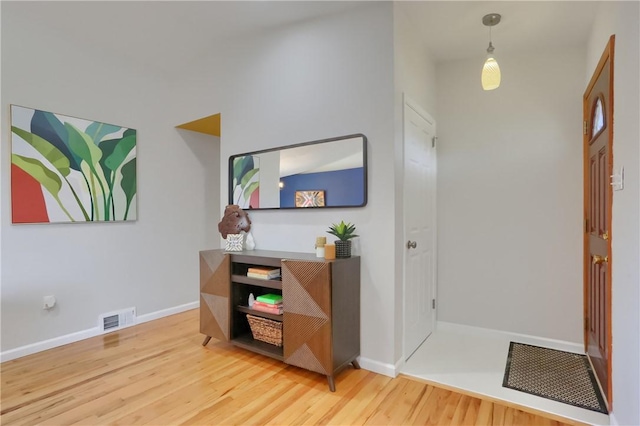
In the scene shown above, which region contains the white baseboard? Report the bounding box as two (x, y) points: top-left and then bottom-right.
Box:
(0, 301), (198, 363)
(394, 356), (405, 376)
(358, 356), (403, 378)
(136, 301), (198, 324)
(436, 321), (584, 354)
(0, 327), (103, 363)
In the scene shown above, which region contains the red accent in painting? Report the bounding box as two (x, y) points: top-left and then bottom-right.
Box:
(11, 163), (49, 223)
(250, 187), (260, 209)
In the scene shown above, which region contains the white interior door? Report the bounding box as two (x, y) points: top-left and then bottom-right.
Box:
(403, 98), (436, 360)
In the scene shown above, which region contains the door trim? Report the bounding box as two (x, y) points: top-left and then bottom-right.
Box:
(583, 34), (614, 409)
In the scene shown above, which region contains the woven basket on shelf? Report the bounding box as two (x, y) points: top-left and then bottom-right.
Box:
(246, 314), (283, 347)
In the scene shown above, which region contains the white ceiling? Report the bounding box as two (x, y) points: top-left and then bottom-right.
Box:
(398, 1), (599, 62)
(5, 1), (599, 76)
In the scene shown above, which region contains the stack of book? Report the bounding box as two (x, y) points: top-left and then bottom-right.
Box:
(247, 267), (281, 280)
(252, 293), (283, 315)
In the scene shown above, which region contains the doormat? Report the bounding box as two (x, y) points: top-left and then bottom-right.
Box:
(503, 342), (607, 414)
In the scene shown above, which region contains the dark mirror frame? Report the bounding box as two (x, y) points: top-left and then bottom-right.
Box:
(228, 134), (368, 210)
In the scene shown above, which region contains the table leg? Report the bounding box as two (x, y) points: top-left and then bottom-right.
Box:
(327, 375), (336, 392)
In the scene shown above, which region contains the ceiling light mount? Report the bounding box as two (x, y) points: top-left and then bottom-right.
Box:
(481, 13), (502, 91)
(482, 13), (501, 27)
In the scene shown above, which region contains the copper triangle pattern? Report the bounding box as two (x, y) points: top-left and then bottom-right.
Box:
(200, 257), (214, 286)
(200, 295), (225, 340)
(285, 343), (327, 375)
(284, 312), (328, 359)
(201, 250), (225, 272)
(282, 263), (328, 320)
(202, 293), (229, 340)
(201, 252), (229, 297)
(284, 261), (327, 289)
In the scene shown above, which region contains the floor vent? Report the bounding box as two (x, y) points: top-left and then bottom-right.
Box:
(99, 307), (136, 333)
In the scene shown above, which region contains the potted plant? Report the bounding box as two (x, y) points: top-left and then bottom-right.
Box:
(327, 221), (358, 258)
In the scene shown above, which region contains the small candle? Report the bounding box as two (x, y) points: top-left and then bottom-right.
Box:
(315, 236), (326, 258)
(324, 244), (336, 260)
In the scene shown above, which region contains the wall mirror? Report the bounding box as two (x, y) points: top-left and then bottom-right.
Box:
(229, 134), (367, 210)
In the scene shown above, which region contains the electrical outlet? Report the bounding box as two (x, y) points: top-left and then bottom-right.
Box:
(43, 295), (56, 310)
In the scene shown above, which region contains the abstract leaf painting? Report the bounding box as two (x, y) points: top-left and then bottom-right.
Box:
(232, 155), (259, 209)
(10, 105), (137, 223)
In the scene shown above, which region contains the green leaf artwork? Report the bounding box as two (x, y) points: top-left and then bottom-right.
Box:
(120, 159), (137, 221)
(10, 105), (137, 223)
(232, 155), (260, 208)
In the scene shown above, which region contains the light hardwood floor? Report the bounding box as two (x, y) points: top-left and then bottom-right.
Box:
(1, 309), (578, 425)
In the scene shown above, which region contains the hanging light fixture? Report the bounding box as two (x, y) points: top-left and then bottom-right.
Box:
(481, 13), (501, 91)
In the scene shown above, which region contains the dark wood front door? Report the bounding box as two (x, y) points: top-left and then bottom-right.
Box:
(583, 35), (614, 409)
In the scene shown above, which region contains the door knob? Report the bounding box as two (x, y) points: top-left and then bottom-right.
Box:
(593, 255), (608, 265)
(407, 240), (417, 249)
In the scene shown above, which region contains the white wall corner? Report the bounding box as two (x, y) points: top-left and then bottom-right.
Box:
(436, 49), (585, 344)
(358, 356), (403, 378)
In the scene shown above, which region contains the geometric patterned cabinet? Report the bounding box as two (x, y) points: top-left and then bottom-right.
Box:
(199, 250), (230, 343)
(199, 249), (360, 391)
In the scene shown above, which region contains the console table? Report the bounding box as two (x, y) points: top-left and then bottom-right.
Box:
(199, 249), (361, 391)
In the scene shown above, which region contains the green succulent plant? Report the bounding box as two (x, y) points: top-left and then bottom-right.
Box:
(327, 221), (358, 241)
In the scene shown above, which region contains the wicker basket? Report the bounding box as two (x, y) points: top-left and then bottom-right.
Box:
(246, 314), (283, 347)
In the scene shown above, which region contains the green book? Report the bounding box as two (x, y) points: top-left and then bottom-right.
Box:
(256, 293), (283, 304)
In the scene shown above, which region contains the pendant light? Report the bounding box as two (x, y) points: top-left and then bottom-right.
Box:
(481, 13), (501, 91)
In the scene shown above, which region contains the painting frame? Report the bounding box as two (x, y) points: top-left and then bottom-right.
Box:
(295, 190), (325, 208)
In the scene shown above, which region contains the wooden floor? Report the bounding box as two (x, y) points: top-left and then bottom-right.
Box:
(1, 309), (578, 425)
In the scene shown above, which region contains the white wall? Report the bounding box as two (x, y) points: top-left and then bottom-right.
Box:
(436, 49), (586, 343)
(393, 5), (437, 116)
(0, 0), (401, 374)
(258, 151), (281, 208)
(0, 3), (220, 354)
(172, 2), (398, 371)
(586, 2), (640, 425)
(392, 4), (438, 364)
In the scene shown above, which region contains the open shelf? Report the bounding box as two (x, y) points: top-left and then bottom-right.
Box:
(237, 305), (283, 321)
(231, 333), (284, 361)
(232, 274), (282, 290)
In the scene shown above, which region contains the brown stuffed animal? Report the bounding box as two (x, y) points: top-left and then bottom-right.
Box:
(218, 205), (252, 239)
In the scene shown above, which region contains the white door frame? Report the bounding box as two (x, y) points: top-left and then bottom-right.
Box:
(402, 94), (437, 361)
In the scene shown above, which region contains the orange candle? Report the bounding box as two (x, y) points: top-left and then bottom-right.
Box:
(324, 244), (336, 260)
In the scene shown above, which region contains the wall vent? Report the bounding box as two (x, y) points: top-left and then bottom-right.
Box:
(99, 307), (136, 333)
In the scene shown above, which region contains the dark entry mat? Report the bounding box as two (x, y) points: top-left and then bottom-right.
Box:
(503, 342), (607, 414)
